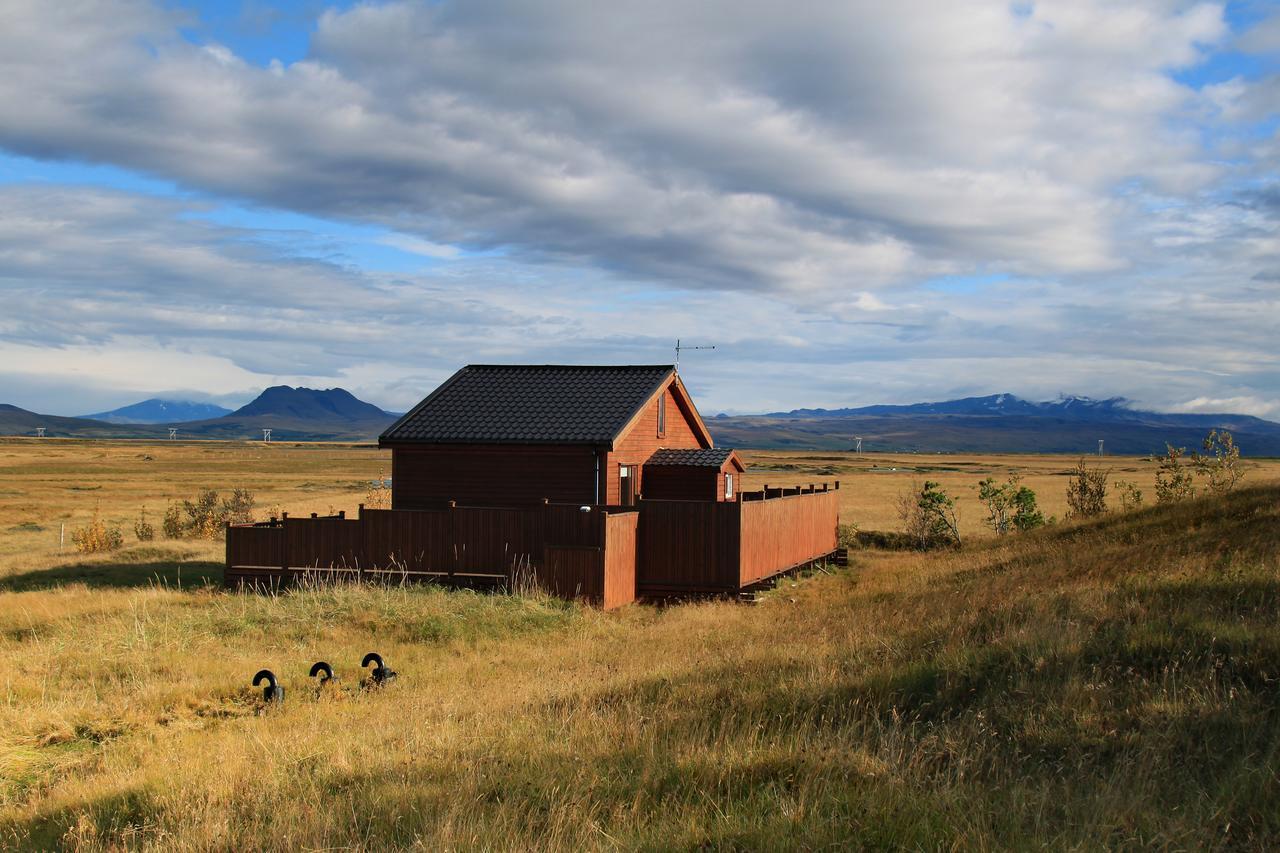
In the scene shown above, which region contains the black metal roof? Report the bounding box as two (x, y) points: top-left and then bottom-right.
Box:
(646, 448), (738, 467)
(380, 364), (676, 445)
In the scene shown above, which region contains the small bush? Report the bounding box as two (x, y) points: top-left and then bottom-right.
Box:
(71, 507), (124, 553)
(1194, 429), (1243, 495)
(134, 506), (155, 541)
(365, 471), (391, 510)
(897, 480), (961, 549)
(1154, 444), (1196, 504)
(162, 502), (183, 538)
(162, 488), (257, 539)
(1065, 459), (1108, 519)
(223, 488), (255, 525)
(978, 475), (1045, 535)
(1114, 480), (1144, 512)
(183, 489), (224, 539)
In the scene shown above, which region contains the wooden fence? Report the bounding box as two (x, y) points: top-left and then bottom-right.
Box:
(635, 488), (839, 595)
(226, 488), (837, 606)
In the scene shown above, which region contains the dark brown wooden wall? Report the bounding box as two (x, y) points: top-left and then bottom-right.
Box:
(641, 466), (721, 502)
(390, 444), (598, 508)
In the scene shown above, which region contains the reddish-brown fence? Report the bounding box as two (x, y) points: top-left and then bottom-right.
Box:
(738, 489), (839, 586)
(635, 488), (838, 594)
(227, 488), (837, 606)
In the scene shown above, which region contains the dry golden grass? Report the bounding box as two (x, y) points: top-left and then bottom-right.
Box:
(739, 448), (1280, 536)
(1, 439), (1278, 848)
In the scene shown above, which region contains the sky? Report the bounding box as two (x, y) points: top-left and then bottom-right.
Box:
(0, 0), (1277, 418)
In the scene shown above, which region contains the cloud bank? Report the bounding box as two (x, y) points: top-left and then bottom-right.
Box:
(0, 0), (1275, 417)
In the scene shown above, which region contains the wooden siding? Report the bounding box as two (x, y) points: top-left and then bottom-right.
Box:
(391, 444), (597, 508)
(641, 466), (722, 502)
(606, 382), (709, 504)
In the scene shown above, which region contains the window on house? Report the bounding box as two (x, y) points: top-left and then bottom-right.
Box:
(657, 393), (666, 436)
(725, 473), (734, 499)
(620, 465), (636, 506)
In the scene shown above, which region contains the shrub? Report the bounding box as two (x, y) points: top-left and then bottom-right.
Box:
(365, 471), (391, 510)
(897, 480), (961, 549)
(71, 506), (124, 553)
(223, 488), (256, 525)
(162, 502), (183, 538)
(1065, 459), (1108, 518)
(1154, 444), (1196, 504)
(1114, 480), (1144, 512)
(978, 475), (1045, 535)
(183, 489), (224, 539)
(166, 488), (257, 539)
(1194, 429), (1243, 495)
(134, 506), (155, 541)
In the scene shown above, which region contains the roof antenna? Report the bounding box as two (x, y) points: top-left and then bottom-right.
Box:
(674, 338), (715, 374)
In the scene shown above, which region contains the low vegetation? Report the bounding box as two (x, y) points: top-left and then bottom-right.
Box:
(69, 506), (123, 554)
(0, 438), (1276, 847)
(163, 488), (256, 540)
(0, 478), (1277, 847)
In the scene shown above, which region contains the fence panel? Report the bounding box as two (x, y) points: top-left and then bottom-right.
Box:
(541, 545), (602, 601)
(226, 524), (284, 568)
(635, 500), (739, 593)
(603, 512), (638, 609)
(283, 517), (364, 569)
(738, 490), (838, 586)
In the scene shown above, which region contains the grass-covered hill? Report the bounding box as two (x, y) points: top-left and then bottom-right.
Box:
(1, 483), (1278, 848)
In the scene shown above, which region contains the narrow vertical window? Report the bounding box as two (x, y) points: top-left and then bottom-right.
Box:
(725, 473), (734, 499)
(657, 392), (666, 436)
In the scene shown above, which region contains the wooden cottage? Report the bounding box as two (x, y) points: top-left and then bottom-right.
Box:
(227, 363), (840, 607)
(379, 364), (732, 508)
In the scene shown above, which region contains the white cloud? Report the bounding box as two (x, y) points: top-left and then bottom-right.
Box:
(0, 0), (1276, 420)
(377, 233), (461, 260)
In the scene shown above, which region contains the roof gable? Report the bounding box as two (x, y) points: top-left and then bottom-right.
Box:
(646, 448), (744, 471)
(380, 364), (677, 445)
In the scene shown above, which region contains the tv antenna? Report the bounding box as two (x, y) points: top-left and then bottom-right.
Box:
(1097, 439), (1104, 456)
(674, 338), (715, 373)
(35, 427), (45, 438)
(854, 436), (863, 456)
(262, 428), (272, 443)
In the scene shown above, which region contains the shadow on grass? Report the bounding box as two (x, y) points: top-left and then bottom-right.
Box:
(0, 551), (223, 592)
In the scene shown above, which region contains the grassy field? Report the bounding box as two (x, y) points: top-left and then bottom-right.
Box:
(1, 439), (1278, 848)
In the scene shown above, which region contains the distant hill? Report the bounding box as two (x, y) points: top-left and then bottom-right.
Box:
(0, 387), (397, 441)
(82, 398), (233, 424)
(710, 394), (1280, 455)
(174, 386), (397, 440)
(229, 386), (391, 421)
(0, 404), (157, 439)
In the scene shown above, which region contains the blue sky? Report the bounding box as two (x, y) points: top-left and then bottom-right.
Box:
(0, 0), (1277, 417)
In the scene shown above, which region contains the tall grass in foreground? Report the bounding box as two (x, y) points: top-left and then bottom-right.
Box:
(1, 485), (1279, 849)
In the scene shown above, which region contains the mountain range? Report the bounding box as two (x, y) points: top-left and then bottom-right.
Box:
(82, 398), (233, 424)
(710, 394), (1280, 455)
(0, 386), (398, 441)
(2, 388), (1278, 454)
